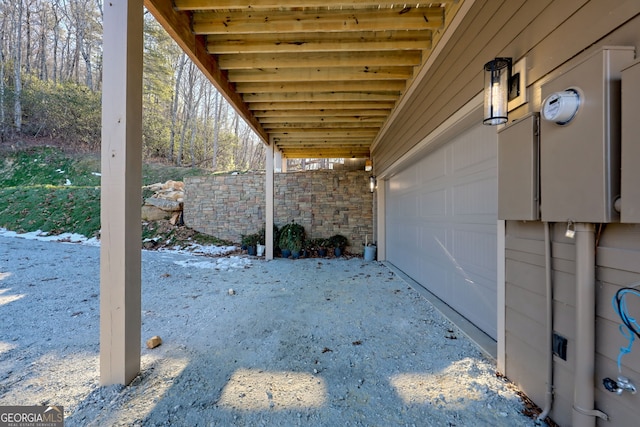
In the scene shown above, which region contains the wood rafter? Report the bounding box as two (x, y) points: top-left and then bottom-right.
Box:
(145, 0), (463, 159)
(192, 8), (444, 35)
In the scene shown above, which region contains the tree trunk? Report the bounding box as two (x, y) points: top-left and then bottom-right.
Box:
(169, 54), (187, 162)
(177, 62), (197, 166)
(24, 0), (31, 75)
(52, 1), (61, 84)
(212, 91), (222, 170)
(0, 14), (6, 141)
(201, 84), (212, 162)
(13, 0), (23, 133)
(38, 4), (47, 80)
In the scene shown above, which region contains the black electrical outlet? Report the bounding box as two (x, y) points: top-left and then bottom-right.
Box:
(553, 333), (568, 361)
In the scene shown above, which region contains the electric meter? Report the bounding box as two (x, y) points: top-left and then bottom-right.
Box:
(541, 89), (581, 125)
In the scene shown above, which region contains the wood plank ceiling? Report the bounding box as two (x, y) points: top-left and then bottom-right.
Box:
(145, 0), (463, 159)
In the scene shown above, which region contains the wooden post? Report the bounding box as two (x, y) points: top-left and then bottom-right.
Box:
(100, 0), (143, 386)
(265, 138), (275, 260)
(375, 178), (386, 261)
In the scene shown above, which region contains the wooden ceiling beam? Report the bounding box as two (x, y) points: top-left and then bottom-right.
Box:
(248, 101), (395, 110)
(192, 8), (445, 35)
(176, 0), (454, 11)
(276, 142), (370, 147)
(254, 109), (389, 118)
(258, 116), (386, 123)
(243, 91), (399, 103)
(227, 66), (413, 83)
(235, 80), (406, 93)
(277, 148), (371, 158)
(262, 122), (381, 130)
(217, 51), (422, 70)
(207, 30), (432, 54)
(272, 130), (378, 138)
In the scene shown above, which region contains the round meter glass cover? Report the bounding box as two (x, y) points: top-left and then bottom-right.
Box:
(541, 89), (580, 125)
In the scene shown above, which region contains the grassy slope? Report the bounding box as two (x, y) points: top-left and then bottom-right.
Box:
(0, 146), (231, 246)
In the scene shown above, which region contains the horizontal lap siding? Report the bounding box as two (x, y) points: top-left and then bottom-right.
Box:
(506, 222), (640, 427)
(374, 0), (640, 174)
(377, 0), (640, 424)
(505, 222), (577, 427)
(594, 224), (640, 426)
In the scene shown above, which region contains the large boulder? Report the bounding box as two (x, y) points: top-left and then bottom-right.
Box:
(142, 204), (172, 221)
(142, 180), (185, 221)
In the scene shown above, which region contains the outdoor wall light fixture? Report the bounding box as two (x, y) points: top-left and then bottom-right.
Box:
(483, 58), (512, 125)
(365, 159), (373, 172)
(369, 175), (377, 193)
(483, 57), (525, 126)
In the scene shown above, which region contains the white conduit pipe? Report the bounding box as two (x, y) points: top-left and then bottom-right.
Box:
(537, 222), (554, 423)
(572, 223), (596, 427)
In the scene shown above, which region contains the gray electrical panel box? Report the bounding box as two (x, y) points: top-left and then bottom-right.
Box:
(540, 46), (634, 223)
(621, 59), (640, 223)
(498, 113), (539, 220)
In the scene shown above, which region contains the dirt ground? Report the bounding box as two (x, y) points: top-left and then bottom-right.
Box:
(0, 234), (546, 426)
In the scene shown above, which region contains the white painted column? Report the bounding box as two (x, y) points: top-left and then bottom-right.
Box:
(100, 0), (143, 386)
(497, 219), (506, 373)
(376, 178), (386, 260)
(265, 138), (274, 260)
(274, 149), (283, 173)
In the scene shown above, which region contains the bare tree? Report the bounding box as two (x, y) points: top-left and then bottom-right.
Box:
(50, 0), (63, 83)
(0, 6), (7, 140)
(35, 1), (49, 80)
(176, 61), (199, 166)
(13, 0), (23, 132)
(169, 53), (187, 163)
(211, 90), (223, 170)
(200, 82), (213, 162)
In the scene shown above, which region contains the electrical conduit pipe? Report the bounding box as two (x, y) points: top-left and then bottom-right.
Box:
(572, 223), (603, 426)
(537, 222), (554, 423)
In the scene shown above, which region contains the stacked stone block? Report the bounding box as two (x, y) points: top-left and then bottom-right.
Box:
(184, 170), (373, 252)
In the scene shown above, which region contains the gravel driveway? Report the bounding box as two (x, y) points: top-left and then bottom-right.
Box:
(0, 234), (543, 426)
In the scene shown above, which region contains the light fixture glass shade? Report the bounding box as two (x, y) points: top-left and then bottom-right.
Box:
(483, 58), (511, 125)
(369, 176), (376, 193)
(364, 159), (372, 171)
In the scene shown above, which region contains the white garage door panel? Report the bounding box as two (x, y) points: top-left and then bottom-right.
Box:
(387, 123), (498, 339)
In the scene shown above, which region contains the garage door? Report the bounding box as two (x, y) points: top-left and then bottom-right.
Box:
(386, 123), (498, 339)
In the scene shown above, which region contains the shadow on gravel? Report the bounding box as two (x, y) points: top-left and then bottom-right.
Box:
(0, 239), (539, 426)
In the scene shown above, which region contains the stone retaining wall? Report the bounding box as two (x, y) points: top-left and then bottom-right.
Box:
(184, 170), (373, 251)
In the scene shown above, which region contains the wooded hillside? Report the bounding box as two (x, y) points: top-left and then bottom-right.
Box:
(0, 0), (265, 171)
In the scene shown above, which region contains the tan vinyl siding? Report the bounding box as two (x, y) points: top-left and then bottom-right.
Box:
(373, 0), (640, 174)
(505, 222), (640, 427)
(594, 225), (640, 425)
(376, 1), (640, 424)
(504, 221), (576, 427)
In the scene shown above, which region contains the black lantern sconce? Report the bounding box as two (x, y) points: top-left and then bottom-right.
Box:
(483, 58), (511, 125)
(483, 57), (526, 126)
(369, 176), (376, 193)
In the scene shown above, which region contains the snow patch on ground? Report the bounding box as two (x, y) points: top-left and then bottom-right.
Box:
(174, 255), (252, 271)
(0, 228), (100, 246)
(0, 228), (243, 269)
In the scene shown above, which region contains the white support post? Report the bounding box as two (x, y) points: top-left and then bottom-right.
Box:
(274, 149), (283, 173)
(376, 178), (386, 260)
(497, 219), (506, 373)
(100, 0), (143, 386)
(265, 138), (275, 260)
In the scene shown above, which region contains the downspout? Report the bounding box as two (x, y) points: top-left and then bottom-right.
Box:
(537, 222), (554, 422)
(572, 223), (607, 426)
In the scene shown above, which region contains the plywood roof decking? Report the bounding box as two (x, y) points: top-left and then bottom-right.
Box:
(145, 0), (464, 159)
